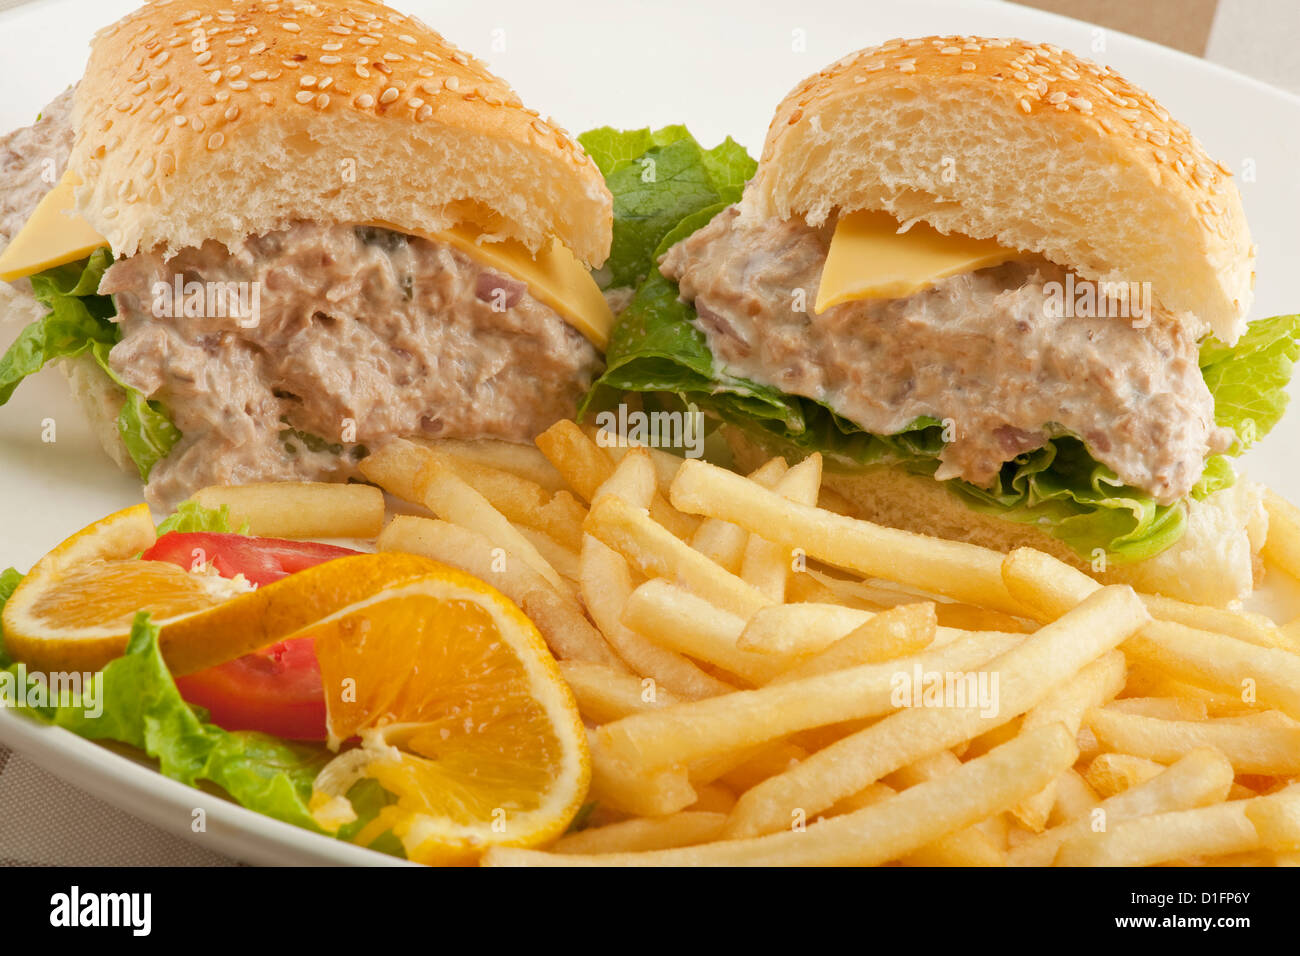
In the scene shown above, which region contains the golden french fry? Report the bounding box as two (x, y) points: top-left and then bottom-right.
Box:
(1139, 592), (1289, 650)
(670, 458), (1023, 614)
(597, 631), (1022, 773)
(1264, 489), (1300, 583)
(716, 741), (808, 793)
(1057, 788), (1300, 867)
(769, 604), (937, 681)
(536, 420), (695, 538)
(1004, 547), (1300, 720)
(687, 783), (737, 815)
(552, 812), (728, 855)
(1012, 650), (1127, 832)
(1049, 769), (1100, 825)
(519, 589), (627, 670)
(620, 581), (791, 686)
(588, 733), (696, 818)
(587, 425), (691, 491)
(739, 602), (875, 657)
(883, 750), (1008, 867)
(411, 436), (567, 492)
(1086, 708), (1300, 774)
(516, 526), (581, 584)
(556, 661), (677, 723)
(690, 458), (788, 573)
(1084, 752), (1168, 798)
(482, 723), (1076, 867)
(726, 586), (1149, 838)
(1105, 697), (1209, 721)
(1245, 790), (1300, 850)
(533, 491), (588, 552)
(585, 494), (774, 618)
(1008, 747), (1234, 866)
(191, 481), (384, 539)
(378, 515), (549, 604)
(740, 454), (823, 601)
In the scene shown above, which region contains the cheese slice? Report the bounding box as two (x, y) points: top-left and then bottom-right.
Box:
(402, 222), (613, 350)
(815, 209), (1023, 314)
(0, 173), (106, 282)
(0, 172), (613, 350)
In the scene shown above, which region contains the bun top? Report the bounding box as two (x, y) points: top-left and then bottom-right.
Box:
(744, 36), (1254, 342)
(69, 0), (612, 266)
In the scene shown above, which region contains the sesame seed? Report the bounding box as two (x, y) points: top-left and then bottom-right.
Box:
(226, 65), (242, 78)
(281, 21), (300, 32)
(961, 61), (975, 71)
(251, 70), (268, 80)
(1068, 96), (1092, 111)
(1018, 98), (1031, 113)
(300, 75), (317, 87)
(227, 36), (246, 45)
(249, 41), (267, 54)
(295, 90), (314, 103)
(408, 96), (424, 108)
(192, 116), (205, 132)
(207, 132), (225, 150)
(224, 105), (239, 120)
(357, 35), (378, 45)
(208, 69), (222, 83)
(355, 63), (370, 78)
(379, 86), (399, 104)
(259, 91), (274, 104)
(355, 93), (374, 108)
(940, 46), (960, 54)
(417, 104), (432, 121)
(1048, 91), (1067, 104)
(318, 76), (333, 89)
(229, 79), (248, 90)
(322, 41), (342, 50)
(445, 75), (459, 90)
(328, 25), (350, 34)
(315, 93), (330, 108)
(174, 114), (188, 125)
(320, 54), (340, 64)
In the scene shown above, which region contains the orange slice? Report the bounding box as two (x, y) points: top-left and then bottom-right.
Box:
(307, 566), (590, 864)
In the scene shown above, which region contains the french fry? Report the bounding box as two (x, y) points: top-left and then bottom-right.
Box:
(516, 526), (581, 585)
(670, 458), (1024, 614)
(597, 631), (1022, 773)
(1105, 696), (1209, 721)
(556, 661), (677, 723)
(1008, 747), (1234, 866)
(532, 491), (588, 552)
(726, 586), (1149, 838)
(1049, 769), (1100, 825)
(1245, 790), (1300, 850)
(378, 515), (552, 607)
(191, 481), (384, 539)
(1012, 650), (1126, 832)
(738, 603), (872, 657)
(482, 723), (1076, 866)
(740, 454), (823, 602)
(519, 591), (626, 670)
(620, 581), (792, 686)
(588, 734), (696, 818)
(687, 783), (737, 815)
(551, 812), (728, 855)
(585, 494), (774, 618)
(883, 750), (1008, 867)
(1004, 547), (1300, 721)
(1085, 708), (1300, 774)
(1084, 752), (1168, 798)
(580, 452), (734, 700)
(535, 420), (696, 538)
(716, 741), (808, 793)
(588, 426), (690, 491)
(690, 458), (788, 573)
(1057, 788), (1300, 867)
(411, 436), (567, 492)
(1263, 489), (1300, 583)
(769, 604), (937, 681)
(1138, 592), (1289, 650)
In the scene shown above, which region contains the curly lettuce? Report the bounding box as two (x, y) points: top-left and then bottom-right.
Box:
(580, 127), (1300, 565)
(0, 250), (180, 479)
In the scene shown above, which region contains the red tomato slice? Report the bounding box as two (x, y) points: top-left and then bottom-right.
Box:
(143, 531), (361, 740)
(142, 531), (360, 587)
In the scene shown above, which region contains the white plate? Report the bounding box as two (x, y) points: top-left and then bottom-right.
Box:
(1, 0), (1298, 865)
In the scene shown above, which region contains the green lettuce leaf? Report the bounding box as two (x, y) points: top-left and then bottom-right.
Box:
(0, 567), (22, 668)
(1200, 313), (1300, 450)
(155, 500), (248, 535)
(0, 251), (182, 479)
(0, 608), (400, 853)
(580, 126), (1300, 565)
(578, 126), (756, 291)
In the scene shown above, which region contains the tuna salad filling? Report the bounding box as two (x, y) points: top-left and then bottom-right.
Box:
(659, 206), (1233, 506)
(101, 223), (603, 506)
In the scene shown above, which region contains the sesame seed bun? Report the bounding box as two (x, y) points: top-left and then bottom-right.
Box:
(68, 0), (612, 266)
(743, 36), (1254, 343)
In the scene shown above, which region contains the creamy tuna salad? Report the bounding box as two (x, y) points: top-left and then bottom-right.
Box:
(660, 206), (1232, 505)
(102, 224), (602, 506)
(1, 93), (602, 507)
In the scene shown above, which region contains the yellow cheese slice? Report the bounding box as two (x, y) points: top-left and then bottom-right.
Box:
(0, 172), (613, 350)
(0, 173), (106, 282)
(815, 209), (1023, 314)
(407, 222), (613, 350)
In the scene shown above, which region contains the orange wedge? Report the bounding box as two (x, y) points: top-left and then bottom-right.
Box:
(307, 565), (590, 864)
(1, 505), (245, 672)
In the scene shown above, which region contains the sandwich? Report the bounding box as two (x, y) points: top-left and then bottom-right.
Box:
(0, 0), (614, 507)
(584, 37), (1300, 607)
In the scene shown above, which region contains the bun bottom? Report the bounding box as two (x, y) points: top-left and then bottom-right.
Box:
(725, 429), (1267, 608)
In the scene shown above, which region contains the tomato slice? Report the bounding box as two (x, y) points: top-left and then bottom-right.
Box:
(143, 531), (361, 740)
(142, 531), (360, 587)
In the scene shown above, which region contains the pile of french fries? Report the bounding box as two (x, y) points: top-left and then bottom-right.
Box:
(195, 421), (1300, 866)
